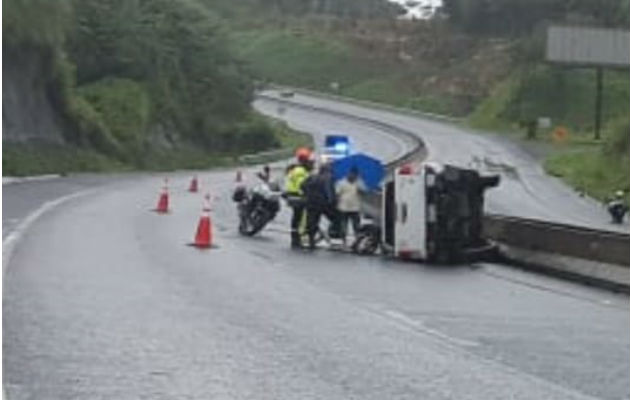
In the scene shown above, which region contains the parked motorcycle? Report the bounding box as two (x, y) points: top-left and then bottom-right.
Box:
(608, 201), (628, 224)
(233, 182), (281, 236)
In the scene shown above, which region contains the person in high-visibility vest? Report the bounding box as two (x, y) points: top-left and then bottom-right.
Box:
(284, 148), (313, 248)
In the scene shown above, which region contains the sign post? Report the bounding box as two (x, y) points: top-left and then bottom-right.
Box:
(594, 67), (603, 140)
(546, 26), (630, 140)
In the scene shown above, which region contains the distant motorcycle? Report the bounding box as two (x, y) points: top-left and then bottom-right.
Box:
(607, 191), (628, 224)
(233, 182), (281, 236)
(608, 201), (628, 224)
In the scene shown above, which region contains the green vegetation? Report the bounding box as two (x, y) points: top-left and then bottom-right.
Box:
(226, 1), (629, 200)
(207, 0), (403, 20)
(342, 76), (459, 116)
(3, 0), (71, 48)
(2, 143), (237, 176)
(469, 61), (629, 202)
(545, 150), (629, 201)
(77, 78), (150, 160)
(3, 117), (309, 176)
(470, 68), (630, 134)
(443, 0), (630, 35)
(2, 144), (127, 176)
(267, 118), (313, 150)
(445, 0), (629, 201)
(233, 29), (377, 90)
(232, 25), (480, 116)
(4, 0), (628, 199)
(545, 119), (630, 201)
(3, 0), (308, 175)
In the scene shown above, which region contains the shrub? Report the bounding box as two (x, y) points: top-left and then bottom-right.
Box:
(77, 78), (150, 159)
(605, 117), (630, 156)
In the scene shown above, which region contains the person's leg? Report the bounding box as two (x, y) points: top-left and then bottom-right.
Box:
(350, 212), (361, 236)
(290, 204), (304, 248)
(306, 207), (322, 249)
(339, 212), (349, 242)
(326, 208), (341, 239)
(300, 205), (310, 241)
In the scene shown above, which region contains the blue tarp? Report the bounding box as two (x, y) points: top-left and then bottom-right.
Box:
(331, 153), (384, 191)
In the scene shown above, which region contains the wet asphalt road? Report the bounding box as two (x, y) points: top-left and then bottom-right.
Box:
(3, 96), (629, 399)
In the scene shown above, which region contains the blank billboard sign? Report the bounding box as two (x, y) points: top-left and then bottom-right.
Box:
(546, 26), (630, 68)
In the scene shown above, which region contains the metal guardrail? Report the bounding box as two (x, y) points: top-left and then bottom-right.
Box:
(239, 148), (294, 165)
(256, 94), (427, 166)
(256, 92), (630, 266)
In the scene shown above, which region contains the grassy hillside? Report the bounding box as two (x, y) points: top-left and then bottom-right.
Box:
(232, 22), (512, 116)
(544, 118), (630, 202)
(470, 67), (630, 135)
(3, 113), (311, 176)
(230, 14), (628, 202)
(233, 29), (380, 90)
(470, 66), (630, 201)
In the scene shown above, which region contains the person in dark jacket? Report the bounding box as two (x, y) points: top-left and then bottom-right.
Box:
(302, 164), (338, 249)
(257, 165), (271, 183)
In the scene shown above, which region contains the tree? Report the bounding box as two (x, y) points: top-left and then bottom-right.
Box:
(441, 0), (629, 36)
(3, 0), (72, 48)
(68, 0), (254, 150)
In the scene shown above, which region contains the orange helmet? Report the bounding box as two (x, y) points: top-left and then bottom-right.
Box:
(295, 147), (312, 163)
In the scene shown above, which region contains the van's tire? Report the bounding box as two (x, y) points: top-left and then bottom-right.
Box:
(241, 209), (271, 236)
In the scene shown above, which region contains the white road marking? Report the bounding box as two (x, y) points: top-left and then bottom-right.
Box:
(383, 309), (480, 348)
(2, 189), (96, 400)
(2, 189), (97, 274)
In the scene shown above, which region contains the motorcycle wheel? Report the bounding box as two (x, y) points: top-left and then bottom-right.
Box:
(238, 216), (250, 235)
(244, 209), (270, 236)
(238, 203), (252, 236)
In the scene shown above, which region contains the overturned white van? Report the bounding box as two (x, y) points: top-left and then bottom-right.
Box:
(380, 162), (500, 263)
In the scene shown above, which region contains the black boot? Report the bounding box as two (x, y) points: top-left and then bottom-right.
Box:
(291, 232), (302, 249)
(308, 234), (317, 250)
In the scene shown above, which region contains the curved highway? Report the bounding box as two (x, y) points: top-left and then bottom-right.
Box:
(257, 90), (629, 233)
(3, 94), (629, 399)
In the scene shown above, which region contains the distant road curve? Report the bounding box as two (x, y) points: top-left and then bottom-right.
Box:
(255, 89), (629, 234)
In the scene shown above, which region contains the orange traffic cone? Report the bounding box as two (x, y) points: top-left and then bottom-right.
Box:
(235, 170), (243, 183)
(191, 194), (213, 248)
(188, 175), (199, 193)
(154, 179), (169, 214)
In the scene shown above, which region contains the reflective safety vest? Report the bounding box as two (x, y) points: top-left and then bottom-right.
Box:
(285, 165), (308, 196)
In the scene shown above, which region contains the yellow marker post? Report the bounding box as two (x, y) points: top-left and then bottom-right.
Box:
(552, 126), (569, 144)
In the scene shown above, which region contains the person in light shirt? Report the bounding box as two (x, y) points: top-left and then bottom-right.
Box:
(336, 167), (364, 244)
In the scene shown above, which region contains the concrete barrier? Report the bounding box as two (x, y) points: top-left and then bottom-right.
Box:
(263, 85), (463, 124)
(497, 244), (630, 293)
(483, 214), (630, 266)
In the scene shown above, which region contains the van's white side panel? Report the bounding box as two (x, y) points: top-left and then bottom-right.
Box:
(394, 168), (427, 259)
